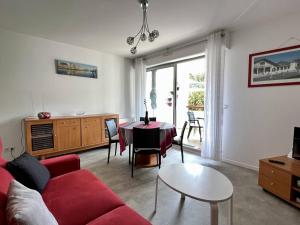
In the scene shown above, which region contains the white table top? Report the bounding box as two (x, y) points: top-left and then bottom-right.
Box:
(158, 163), (233, 202)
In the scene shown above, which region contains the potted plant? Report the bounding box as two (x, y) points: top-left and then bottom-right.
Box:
(187, 91), (205, 111)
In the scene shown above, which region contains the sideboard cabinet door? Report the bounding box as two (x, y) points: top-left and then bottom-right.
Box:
(81, 118), (102, 146)
(54, 119), (81, 151)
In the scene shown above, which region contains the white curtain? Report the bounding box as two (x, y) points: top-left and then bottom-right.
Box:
(134, 58), (147, 120)
(203, 31), (228, 160)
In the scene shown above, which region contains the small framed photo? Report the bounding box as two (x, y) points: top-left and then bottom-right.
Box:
(248, 45), (300, 87)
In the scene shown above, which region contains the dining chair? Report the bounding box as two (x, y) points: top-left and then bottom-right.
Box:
(132, 127), (160, 177)
(187, 111), (203, 142)
(105, 119), (119, 164)
(140, 117), (157, 122)
(172, 121), (188, 163)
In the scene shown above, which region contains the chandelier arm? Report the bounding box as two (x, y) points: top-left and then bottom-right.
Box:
(142, 4), (150, 33)
(134, 25), (144, 38)
(142, 8), (146, 34)
(134, 36), (142, 49)
(141, 25), (145, 37)
(144, 12), (151, 33)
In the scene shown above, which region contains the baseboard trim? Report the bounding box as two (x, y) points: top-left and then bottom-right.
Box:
(222, 158), (259, 171)
(172, 145), (202, 156)
(173, 146), (258, 171)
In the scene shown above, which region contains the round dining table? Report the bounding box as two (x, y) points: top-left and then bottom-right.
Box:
(119, 121), (177, 166)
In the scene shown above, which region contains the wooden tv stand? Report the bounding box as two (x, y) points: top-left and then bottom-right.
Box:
(25, 113), (119, 159)
(259, 156), (300, 208)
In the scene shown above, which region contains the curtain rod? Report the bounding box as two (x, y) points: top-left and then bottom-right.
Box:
(140, 36), (208, 61)
(137, 30), (227, 61)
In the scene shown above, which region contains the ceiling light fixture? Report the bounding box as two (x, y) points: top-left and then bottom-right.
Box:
(126, 0), (159, 54)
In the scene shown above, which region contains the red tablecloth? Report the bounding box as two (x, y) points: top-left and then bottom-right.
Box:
(118, 121), (177, 156)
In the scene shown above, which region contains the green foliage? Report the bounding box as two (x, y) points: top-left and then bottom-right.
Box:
(188, 91), (205, 106)
(189, 73), (205, 82)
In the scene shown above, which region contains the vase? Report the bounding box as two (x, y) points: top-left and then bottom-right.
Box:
(144, 111), (149, 125)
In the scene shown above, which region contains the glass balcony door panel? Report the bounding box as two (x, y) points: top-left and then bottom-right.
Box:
(146, 67), (174, 124)
(155, 67), (174, 124)
(176, 58), (206, 149)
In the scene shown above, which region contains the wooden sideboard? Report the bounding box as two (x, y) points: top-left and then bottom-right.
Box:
(25, 113), (119, 159)
(259, 156), (300, 208)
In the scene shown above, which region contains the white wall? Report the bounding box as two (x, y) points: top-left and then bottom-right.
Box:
(222, 13), (300, 170)
(0, 28), (132, 160)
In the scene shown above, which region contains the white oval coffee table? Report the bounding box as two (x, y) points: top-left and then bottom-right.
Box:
(154, 163), (233, 225)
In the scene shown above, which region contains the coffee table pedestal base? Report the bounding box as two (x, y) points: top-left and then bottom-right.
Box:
(154, 173), (233, 225)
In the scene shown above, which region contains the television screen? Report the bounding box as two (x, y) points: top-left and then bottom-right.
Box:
(292, 127), (300, 159)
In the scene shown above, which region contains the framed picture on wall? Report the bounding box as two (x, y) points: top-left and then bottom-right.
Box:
(55, 59), (98, 78)
(248, 45), (300, 87)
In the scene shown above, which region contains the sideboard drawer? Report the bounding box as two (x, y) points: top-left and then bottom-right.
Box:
(259, 174), (291, 200)
(56, 119), (80, 126)
(260, 162), (292, 185)
(82, 118), (101, 125)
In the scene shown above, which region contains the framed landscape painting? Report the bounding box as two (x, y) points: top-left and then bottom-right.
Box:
(248, 45), (300, 87)
(55, 59), (98, 78)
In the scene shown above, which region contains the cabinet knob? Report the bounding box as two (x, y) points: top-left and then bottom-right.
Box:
(270, 182), (274, 186)
(271, 170), (274, 174)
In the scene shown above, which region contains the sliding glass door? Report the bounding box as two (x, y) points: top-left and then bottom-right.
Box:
(146, 56), (206, 150)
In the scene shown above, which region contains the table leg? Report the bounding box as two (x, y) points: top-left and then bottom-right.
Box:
(210, 202), (218, 225)
(229, 196), (233, 225)
(128, 145), (130, 164)
(154, 175), (159, 213)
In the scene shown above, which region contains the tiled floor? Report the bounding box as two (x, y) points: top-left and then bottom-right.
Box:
(80, 148), (300, 225)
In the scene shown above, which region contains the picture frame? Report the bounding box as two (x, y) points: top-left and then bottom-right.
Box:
(55, 59), (98, 79)
(248, 45), (300, 87)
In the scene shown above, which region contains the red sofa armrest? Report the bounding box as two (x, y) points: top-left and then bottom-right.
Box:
(41, 154), (80, 178)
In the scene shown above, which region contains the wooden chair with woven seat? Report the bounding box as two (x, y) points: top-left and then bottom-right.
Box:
(105, 119), (120, 164)
(132, 127), (160, 177)
(172, 121), (188, 163)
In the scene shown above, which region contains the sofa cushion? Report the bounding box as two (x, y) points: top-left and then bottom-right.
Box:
(87, 205), (151, 225)
(41, 154), (80, 178)
(0, 167), (14, 225)
(6, 180), (58, 225)
(6, 153), (50, 193)
(42, 169), (125, 225)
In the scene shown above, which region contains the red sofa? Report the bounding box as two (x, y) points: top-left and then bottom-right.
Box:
(0, 139), (151, 225)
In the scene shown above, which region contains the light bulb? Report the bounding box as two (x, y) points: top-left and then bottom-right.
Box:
(148, 33), (155, 42)
(152, 30), (159, 38)
(130, 47), (137, 54)
(127, 37), (134, 45)
(141, 33), (147, 41)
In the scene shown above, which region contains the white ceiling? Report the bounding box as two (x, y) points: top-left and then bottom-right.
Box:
(0, 0), (299, 57)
